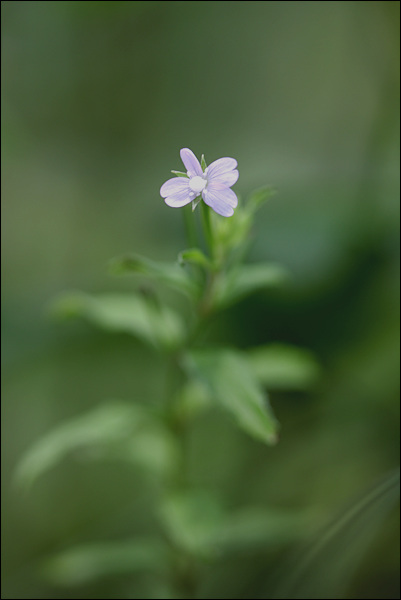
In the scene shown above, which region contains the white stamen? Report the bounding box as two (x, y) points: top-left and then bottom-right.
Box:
(189, 176), (207, 194)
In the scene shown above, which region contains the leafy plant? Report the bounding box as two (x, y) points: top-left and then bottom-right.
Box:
(16, 149), (320, 598)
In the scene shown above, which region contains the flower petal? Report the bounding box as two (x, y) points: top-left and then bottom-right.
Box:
(160, 177), (189, 198)
(180, 148), (203, 177)
(207, 169), (239, 189)
(165, 188), (193, 208)
(202, 188), (238, 217)
(206, 157), (237, 178)
(212, 187), (238, 208)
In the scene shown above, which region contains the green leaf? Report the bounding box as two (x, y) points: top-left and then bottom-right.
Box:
(246, 185), (277, 213)
(215, 263), (289, 308)
(172, 379), (212, 422)
(42, 537), (170, 586)
(15, 402), (178, 488)
(171, 170), (188, 177)
(200, 154), (207, 171)
(210, 187), (276, 264)
(109, 253), (197, 297)
(246, 344), (321, 390)
(159, 493), (307, 559)
(52, 292), (185, 351)
(183, 349), (279, 444)
(178, 248), (212, 270)
(122, 423), (179, 478)
(215, 507), (310, 552)
(212, 201), (251, 250)
(159, 489), (224, 557)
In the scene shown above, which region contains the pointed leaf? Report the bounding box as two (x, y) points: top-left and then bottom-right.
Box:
(42, 537), (170, 586)
(184, 349), (279, 444)
(216, 507), (310, 551)
(172, 379), (212, 422)
(52, 292), (185, 350)
(178, 248), (212, 270)
(215, 263), (289, 308)
(247, 185), (277, 213)
(109, 254), (197, 297)
(16, 402), (178, 488)
(159, 490), (224, 557)
(246, 344), (321, 390)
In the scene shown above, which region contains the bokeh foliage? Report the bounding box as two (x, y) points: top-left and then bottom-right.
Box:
(2, 2), (399, 599)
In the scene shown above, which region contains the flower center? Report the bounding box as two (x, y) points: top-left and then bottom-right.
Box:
(189, 175), (207, 194)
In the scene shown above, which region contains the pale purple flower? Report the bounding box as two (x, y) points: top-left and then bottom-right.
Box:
(160, 148), (239, 217)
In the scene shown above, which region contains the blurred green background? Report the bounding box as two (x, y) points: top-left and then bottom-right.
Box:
(2, 1), (400, 599)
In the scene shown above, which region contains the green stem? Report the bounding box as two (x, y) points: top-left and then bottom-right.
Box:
(201, 201), (213, 258)
(182, 204), (198, 248)
(163, 356), (186, 470)
(162, 354), (198, 597)
(162, 202), (223, 598)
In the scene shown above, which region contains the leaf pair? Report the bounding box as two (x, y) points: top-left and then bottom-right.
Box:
(41, 488), (309, 587)
(111, 248), (289, 312)
(15, 341), (319, 494)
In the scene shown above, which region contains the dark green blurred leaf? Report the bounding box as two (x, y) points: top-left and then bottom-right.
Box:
(52, 292), (186, 350)
(183, 348), (279, 444)
(42, 537), (170, 586)
(212, 202), (252, 253)
(160, 492), (308, 559)
(246, 344), (321, 390)
(211, 187), (276, 261)
(159, 490), (224, 558)
(109, 254), (197, 298)
(16, 402), (178, 488)
(178, 248), (212, 270)
(214, 263), (289, 308)
(173, 379), (212, 422)
(246, 185), (277, 213)
(120, 422), (179, 480)
(216, 507), (310, 552)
